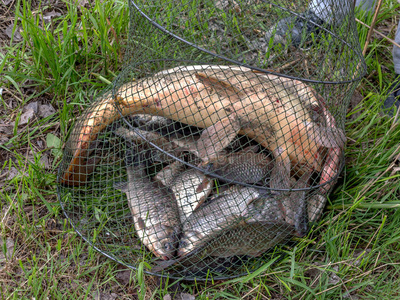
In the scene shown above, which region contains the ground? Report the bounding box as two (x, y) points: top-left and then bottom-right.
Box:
(1, 0), (400, 299)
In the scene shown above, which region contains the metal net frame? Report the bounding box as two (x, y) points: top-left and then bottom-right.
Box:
(57, 0), (366, 280)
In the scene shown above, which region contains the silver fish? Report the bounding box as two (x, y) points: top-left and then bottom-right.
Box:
(202, 221), (294, 257)
(270, 168), (312, 237)
(115, 163), (181, 260)
(178, 185), (261, 257)
(155, 161), (214, 222)
(308, 193), (327, 223)
(205, 146), (273, 184)
(115, 127), (183, 164)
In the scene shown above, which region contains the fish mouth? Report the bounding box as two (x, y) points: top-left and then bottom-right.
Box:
(154, 251), (173, 261)
(177, 249), (188, 258)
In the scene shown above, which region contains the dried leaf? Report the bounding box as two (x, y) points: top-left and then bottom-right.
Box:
(4, 24), (22, 41)
(0, 237), (15, 261)
(43, 10), (62, 23)
(77, 0), (89, 9)
(19, 108), (35, 125)
(115, 270), (132, 285)
(39, 153), (51, 169)
(5, 167), (18, 181)
(163, 295), (172, 300)
(179, 293), (195, 300)
(2, 0), (13, 5)
(38, 104), (56, 118)
(24, 102), (39, 114)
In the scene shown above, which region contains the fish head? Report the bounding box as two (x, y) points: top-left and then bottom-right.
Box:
(146, 224), (179, 260)
(177, 230), (203, 257)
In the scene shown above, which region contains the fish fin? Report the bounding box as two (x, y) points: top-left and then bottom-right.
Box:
(155, 161), (183, 187)
(242, 145), (259, 153)
(195, 72), (245, 99)
(306, 123), (346, 149)
(113, 181), (128, 192)
(151, 259), (179, 272)
(270, 149), (291, 190)
(171, 136), (198, 152)
(196, 115), (241, 161)
(137, 217), (146, 230)
(193, 198), (206, 211)
(195, 177), (210, 193)
(115, 127), (135, 141)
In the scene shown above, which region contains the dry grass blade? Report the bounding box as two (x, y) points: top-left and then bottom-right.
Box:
(362, 0), (383, 56)
(356, 18), (400, 49)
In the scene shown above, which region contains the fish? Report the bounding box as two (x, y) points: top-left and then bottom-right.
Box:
(270, 167), (312, 237)
(114, 151), (181, 260)
(204, 146), (274, 184)
(171, 113), (241, 164)
(114, 127), (183, 164)
(132, 115), (203, 138)
(151, 220), (293, 273)
(307, 193), (327, 223)
(202, 221), (294, 257)
(177, 185), (262, 257)
(155, 161), (214, 222)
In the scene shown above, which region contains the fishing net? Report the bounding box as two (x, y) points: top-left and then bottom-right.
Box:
(57, 0), (366, 280)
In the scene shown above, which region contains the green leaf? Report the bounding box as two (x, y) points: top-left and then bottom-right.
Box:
(46, 133), (62, 159)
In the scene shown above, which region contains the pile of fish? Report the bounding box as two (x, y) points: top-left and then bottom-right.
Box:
(113, 114), (325, 262)
(59, 64), (346, 266)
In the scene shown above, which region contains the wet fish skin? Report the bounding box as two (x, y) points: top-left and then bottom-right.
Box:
(178, 186), (260, 257)
(169, 169), (214, 222)
(203, 221), (294, 257)
(308, 193), (327, 223)
(155, 162), (214, 222)
(171, 114), (240, 164)
(133, 115), (203, 139)
(154, 161), (185, 187)
(115, 159), (181, 260)
(270, 167), (311, 237)
(115, 127), (183, 164)
(205, 146), (273, 184)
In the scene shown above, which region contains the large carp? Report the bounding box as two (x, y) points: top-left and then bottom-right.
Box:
(61, 65), (345, 198)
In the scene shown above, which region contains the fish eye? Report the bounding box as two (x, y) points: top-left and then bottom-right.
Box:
(162, 241), (174, 252)
(179, 240), (188, 248)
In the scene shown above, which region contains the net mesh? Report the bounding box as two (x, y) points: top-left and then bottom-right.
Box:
(57, 0), (366, 280)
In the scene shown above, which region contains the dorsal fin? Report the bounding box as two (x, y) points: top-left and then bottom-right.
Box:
(195, 114), (241, 162)
(306, 123), (346, 149)
(195, 72), (245, 99)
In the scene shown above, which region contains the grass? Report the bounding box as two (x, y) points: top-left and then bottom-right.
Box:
(1, 0), (400, 298)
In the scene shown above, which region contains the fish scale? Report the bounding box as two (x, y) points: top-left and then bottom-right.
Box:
(206, 148), (273, 184)
(155, 161), (214, 222)
(178, 185), (262, 257)
(115, 163), (181, 260)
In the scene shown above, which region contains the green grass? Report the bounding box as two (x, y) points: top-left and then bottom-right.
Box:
(1, 0), (400, 298)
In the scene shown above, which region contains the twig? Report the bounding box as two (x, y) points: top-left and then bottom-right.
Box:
(276, 58), (301, 72)
(356, 18), (400, 49)
(362, 0), (383, 56)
